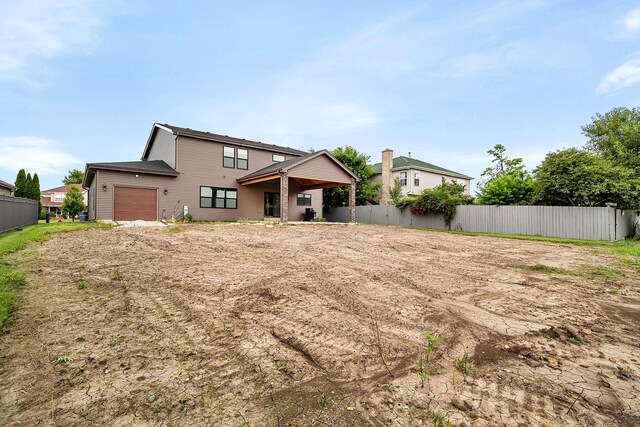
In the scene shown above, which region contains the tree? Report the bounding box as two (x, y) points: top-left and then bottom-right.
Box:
(63, 169), (84, 185)
(25, 173), (33, 200)
(583, 107), (640, 172)
(14, 169), (27, 198)
(532, 148), (640, 208)
(408, 180), (474, 227)
(323, 146), (381, 208)
(476, 144), (534, 205)
(32, 173), (41, 210)
(60, 185), (86, 220)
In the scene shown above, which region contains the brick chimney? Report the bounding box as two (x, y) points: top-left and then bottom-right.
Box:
(379, 149), (393, 204)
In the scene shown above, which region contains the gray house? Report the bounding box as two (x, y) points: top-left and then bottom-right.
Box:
(83, 124), (358, 222)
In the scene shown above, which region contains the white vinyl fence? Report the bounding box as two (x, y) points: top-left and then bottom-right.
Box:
(326, 205), (639, 241)
(0, 195), (39, 233)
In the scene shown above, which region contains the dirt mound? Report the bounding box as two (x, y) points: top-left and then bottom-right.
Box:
(1, 224), (638, 426)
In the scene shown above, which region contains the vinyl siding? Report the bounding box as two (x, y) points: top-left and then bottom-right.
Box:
(146, 128), (176, 168)
(93, 136), (324, 221)
(288, 154), (353, 184)
(0, 187), (11, 196)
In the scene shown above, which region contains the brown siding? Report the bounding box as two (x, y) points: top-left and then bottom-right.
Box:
(146, 128), (176, 168)
(0, 187), (12, 196)
(288, 154), (352, 184)
(94, 136), (322, 222)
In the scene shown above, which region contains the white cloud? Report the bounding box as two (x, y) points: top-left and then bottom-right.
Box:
(0, 136), (82, 176)
(596, 57), (640, 94)
(0, 0), (106, 82)
(622, 7), (640, 35)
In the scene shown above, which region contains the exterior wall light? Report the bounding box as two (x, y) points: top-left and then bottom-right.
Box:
(102, 184), (107, 192)
(164, 188), (168, 195)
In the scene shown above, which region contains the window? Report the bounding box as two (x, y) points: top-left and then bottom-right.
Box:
(414, 171), (420, 186)
(272, 154), (285, 162)
(54, 196), (64, 202)
(223, 146), (235, 168)
(200, 187), (237, 209)
(237, 148), (248, 170)
(297, 193), (312, 206)
(399, 171), (407, 186)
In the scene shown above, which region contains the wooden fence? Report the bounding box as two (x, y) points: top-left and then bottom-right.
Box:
(0, 195), (39, 233)
(326, 205), (639, 241)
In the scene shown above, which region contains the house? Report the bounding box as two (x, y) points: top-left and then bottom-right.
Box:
(0, 179), (16, 196)
(82, 123), (358, 222)
(371, 149), (473, 204)
(40, 184), (89, 216)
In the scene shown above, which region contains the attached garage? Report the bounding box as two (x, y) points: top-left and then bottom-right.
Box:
(114, 187), (158, 221)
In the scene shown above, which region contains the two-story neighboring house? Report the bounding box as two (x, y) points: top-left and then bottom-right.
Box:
(41, 184), (89, 216)
(0, 179), (16, 196)
(82, 123), (358, 222)
(371, 149), (473, 204)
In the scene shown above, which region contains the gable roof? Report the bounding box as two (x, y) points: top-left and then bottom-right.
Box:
(142, 123), (307, 160)
(42, 184), (84, 194)
(0, 179), (16, 190)
(82, 160), (179, 188)
(372, 156), (473, 180)
(237, 150), (359, 183)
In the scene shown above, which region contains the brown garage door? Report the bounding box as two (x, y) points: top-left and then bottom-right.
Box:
(114, 187), (157, 221)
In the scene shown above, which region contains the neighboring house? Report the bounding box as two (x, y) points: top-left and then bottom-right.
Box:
(82, 123), (358, 222)
(371, 149), (473, 204)
(0, 179), (16, 196)
(41, 184), (89, 216)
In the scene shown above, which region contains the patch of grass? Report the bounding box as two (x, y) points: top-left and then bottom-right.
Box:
(52, 355), (74, 365)
(316, 393), (333, 409)
(76, 280), (88, 289)
(620, 257), (640, 270)
(431, 411), (456, 427)
(509, 263), (626, 281)
(453, 353), (474, 376)
(608, 287), (620, 295)
(0, 222), (108, 331)
(567, 337), (581, 346)
(580, 266), (626, 280)
(110, 337), (124, 346)
(508, 263), (571, 275)
(376, 382), (396, 394)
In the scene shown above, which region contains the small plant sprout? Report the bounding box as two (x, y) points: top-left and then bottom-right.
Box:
(567, 337), (581, 345)
(415, 332), (445, 388)
(431, 411), (455, 427)
(76, 280), (88, 289)
(110, 270), (122, 281)
(52, 355), (74, 365)
(317, 393), (332, 409)
(454, 353), (474, 377)
(377, 382), (396, 393)
(608, 288), (620, 295)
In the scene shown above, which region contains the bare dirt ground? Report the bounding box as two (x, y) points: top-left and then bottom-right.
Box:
(0, 223), (638, 426)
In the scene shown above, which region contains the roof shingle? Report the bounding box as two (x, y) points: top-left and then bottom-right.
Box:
(371, 156), (472, 180)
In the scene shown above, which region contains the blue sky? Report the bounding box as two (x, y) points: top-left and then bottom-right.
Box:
(1, 1), (640, 192)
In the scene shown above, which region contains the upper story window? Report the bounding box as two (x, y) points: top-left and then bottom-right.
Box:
(237, 148), (248, 170)
(223, 147), (235, 168)
(414, 171), (420, 186)
(272, 154), (285, 162)
(399, 171), (408, 186)
(54, 195), (64, 202)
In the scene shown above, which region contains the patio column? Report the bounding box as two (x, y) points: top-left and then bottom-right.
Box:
(280, 171), (289, 222)
(348, 178), (356, 223)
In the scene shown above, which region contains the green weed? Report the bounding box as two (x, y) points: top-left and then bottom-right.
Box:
(453, 353), (474, 376)
(76, 280), (88, 289)
(608, 287), (620, 295)
(567, 337), (581, 345)
(431, 411), (456, 427)
(52, 355), (74, 365)
(415, 332), (445, 387)
(377, 382), (396, 393)
(109, 270), (122, 281)
(317, 393), (333, 409)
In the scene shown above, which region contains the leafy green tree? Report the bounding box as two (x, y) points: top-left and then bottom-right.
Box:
(583, 107), (640, 172)
(62, 169), (84, 185)
(323, 146), (381, 208)
(532, 148), (640, 208)
(476, 144), (534, 205)
(60, 185), (86, 220)
(14, 169), (27, 198)
(409, 180), (474, 227)
(389, 177), (402, 205)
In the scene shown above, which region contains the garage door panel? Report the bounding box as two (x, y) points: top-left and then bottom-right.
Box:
(114, 187), (157, 221)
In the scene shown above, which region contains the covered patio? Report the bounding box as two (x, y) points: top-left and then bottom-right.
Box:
(237, 150), (358, 223)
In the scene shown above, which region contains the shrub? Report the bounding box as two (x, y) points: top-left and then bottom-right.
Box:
(184, 213), (193, 223)
(408, 181), (474, 227)
(313, 217), (327, 222)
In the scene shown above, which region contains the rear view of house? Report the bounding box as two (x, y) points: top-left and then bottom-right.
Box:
(83, 123), (358, 222)
(40, 184), (88, 217)
(0, 179), (16, 196)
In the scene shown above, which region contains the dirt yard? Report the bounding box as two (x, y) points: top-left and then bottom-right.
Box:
(0, 224), (638, 426)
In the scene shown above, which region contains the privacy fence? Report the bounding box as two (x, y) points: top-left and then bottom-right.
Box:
(0, 195), (39, 233)
(326, 205), (638, 241)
